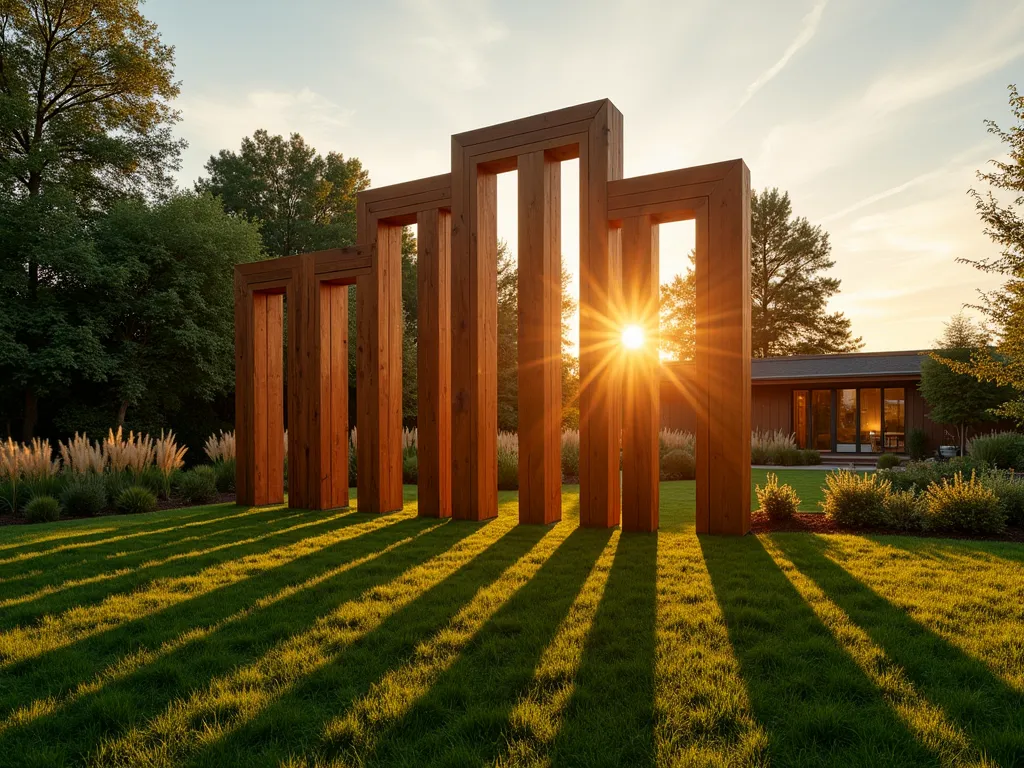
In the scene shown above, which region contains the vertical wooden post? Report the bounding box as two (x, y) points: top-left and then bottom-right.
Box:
(235, 283), (285, 507)
(451, 164), (498, 521)
(317, 282), (349, 509)
(700, 162), (751, 534)
(579, 102), (624, 528)
(416, 208), (452, 518)
(517, 150), (562, 525)
(357, 222), (404, 514)
(621, 215), (659, 532)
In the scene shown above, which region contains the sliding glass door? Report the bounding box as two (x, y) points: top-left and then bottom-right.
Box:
(811, 390), (832, 451)
(792, 385), (907, 453)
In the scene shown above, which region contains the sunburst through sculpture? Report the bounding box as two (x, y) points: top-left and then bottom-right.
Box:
(233, 99), (752, 535)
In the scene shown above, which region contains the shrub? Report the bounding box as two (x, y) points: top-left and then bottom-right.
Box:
(968, 431), (1024, 469)
(820, 471), (890, 528)
(660, 449), (696, 481)
(214, 459), (236, 493)
(907, 428), (929, 461)
(981, 470), (1024, 527)
(755, 472), (800, 520)
(25, 495), (61, 523)
(882, 489), (925, 531)
(751, 429), (801, 465)
(23, 474), (66, 508)
(105, 470), (132, 507)
(799, 449), (822, 466)
(876, 453), (900, 470)
(561, 430), (580, 479)
(497, 432), (519, 491)
(117, 486), (157, 515)
(402, 453), (418, 485)
(922, 472), (1006, 535)
(60, 474), (108, 517)
(177, 466), (218, 505)
(133, 465), (165, 497)
(879, 456), (989, 494)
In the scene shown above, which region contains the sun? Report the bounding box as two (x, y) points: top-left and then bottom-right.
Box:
(622, 324), (645, 350)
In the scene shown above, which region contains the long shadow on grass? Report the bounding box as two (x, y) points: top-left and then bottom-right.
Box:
(0, 502), (255, 555)
(701, 534), (938, 766)
(0, 515), (492, 764)
(0, 504), (298, 583)
(186, 521), (555, 767)
(548, 531), (658, 768)
(0, 508), (367, 628)
(332, 527), (613, 767)
(773, 534), (1024, 764)
(0, 514), (453, 730)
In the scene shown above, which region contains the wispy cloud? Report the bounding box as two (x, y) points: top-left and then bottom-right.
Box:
(734, 0), (828, 114)
(754, 6), (1024, 187)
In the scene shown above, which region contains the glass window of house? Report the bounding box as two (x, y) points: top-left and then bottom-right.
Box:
(884, 388), (906, 452)
(793, 390), (808, 448)
(837, 389), (857, 452)
(859, 388), (882, 452)
(812, 390), (832, 451)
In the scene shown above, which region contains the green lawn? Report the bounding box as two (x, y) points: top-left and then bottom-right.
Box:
(0, 476), (1021, 766)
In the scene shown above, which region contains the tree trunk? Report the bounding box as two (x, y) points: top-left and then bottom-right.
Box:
(22, 388), (38, 441)
(117, 400), (129, 428)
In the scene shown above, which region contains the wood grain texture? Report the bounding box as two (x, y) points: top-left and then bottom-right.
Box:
(356, 222), (404, 515)
(235, 289), (285, 507)
(702, 161), (751, 535)
(578, 100), (624, 528)
(416, 208), (452, 518)
(517, 150), (562, 525)
(621, 215), (659, 533)
(451, 161), (499, 522)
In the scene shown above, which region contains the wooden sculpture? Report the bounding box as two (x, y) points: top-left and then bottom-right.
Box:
(234, 99), (751, 535)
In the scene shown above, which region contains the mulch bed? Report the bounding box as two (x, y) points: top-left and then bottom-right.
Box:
(0, 492), (238, 527)
(751, 511), (1024, 543)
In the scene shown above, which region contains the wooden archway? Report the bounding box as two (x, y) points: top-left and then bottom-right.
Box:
(234, 99), (751, 535)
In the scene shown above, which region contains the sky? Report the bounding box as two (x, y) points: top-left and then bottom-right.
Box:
(147, 0), (1023, 352)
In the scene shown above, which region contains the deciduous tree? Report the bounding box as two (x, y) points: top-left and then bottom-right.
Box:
(198, 130), (369, 257)
(949, 85), (1024, 424)
(0, 0), (183, 438)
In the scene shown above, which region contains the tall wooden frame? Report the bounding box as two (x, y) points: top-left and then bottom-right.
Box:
(609, 159), (752, 534)
(235, 101), (751, 535)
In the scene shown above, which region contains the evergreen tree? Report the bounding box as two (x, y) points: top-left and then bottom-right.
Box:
(920, 313), (1011, 454)
(751, 188), (861, 357)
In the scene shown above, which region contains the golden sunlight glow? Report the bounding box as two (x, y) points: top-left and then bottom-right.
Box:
(622, 324), (645, 350)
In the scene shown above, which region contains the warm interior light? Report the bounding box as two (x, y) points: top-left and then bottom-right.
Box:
(622, 324), (645, 350)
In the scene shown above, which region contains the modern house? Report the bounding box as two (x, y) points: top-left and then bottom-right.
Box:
(660, 350), (1007, 457)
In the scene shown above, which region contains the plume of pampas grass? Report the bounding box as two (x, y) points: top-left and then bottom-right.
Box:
(103, 428), (132, 473)
(126, 432), (154, 477)
(155, 430), (188, 497)
(204, 430), (236, 463)
(20, 438), (61, 479)
(59, 433), (106, 474)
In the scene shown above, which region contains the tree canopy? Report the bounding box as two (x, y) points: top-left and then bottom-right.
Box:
(197, 129), (369, 257)
(0, 0), (184, 439)
(947, 84), (1024, 424)
(920, 313), (1011, 453)
(751, 188), (861, 357)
